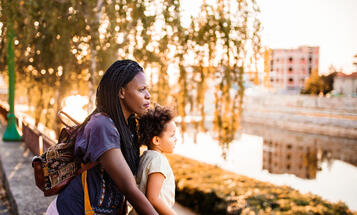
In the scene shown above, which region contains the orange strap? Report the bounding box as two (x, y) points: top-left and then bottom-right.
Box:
(82, 170), (95, 215)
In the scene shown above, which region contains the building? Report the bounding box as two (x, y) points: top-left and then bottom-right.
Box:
(263, 140), (318, 179)
(266, 46), (319, 93)
(333, 72), (357, 96)
(261, 128), (357, 179)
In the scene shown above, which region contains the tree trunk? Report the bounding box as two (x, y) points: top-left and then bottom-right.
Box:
(87, 0), (104, 113)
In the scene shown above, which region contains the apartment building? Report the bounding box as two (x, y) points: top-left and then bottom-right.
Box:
(266, 46), (319, 93)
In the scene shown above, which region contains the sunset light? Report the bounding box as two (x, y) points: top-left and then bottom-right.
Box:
(62, 95), (89, 123)
(1, 1), (356, 214)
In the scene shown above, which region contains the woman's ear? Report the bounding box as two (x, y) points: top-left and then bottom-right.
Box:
(119, 88), (125, 99)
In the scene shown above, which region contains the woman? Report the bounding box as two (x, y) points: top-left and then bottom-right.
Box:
(46, 60), (158, 215)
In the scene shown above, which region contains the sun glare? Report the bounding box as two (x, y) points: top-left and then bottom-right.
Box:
(62, 95), (89, 123)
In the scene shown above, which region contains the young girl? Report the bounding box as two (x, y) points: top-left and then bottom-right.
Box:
(46, 60), (158, 215)
(131, 105), (177, 215)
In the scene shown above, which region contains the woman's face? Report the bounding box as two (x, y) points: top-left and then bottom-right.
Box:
(120, 72), (151, 118)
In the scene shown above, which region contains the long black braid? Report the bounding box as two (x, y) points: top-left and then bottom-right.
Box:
(75, 60), (142, 174)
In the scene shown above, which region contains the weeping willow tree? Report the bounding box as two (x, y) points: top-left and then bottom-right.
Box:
(0, 0), (261, 152)
(176, 0), (262, 155)
(0, 0), (84, 132)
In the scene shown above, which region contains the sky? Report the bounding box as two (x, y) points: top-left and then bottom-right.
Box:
(180, 0), (357, 75)
(257, 0), (357, 74)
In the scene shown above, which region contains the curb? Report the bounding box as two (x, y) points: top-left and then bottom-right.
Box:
(0, 151), (18, 215)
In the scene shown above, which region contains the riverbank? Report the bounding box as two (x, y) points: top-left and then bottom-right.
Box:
(167, 154), (357, 215)
(0, 101), (356, 214)
(0, 122), (355, 214)
(241, 94), (357, 139)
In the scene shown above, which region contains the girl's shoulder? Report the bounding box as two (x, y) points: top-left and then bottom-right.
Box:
(141, 150), (164, 159)
(140, 150), (172, 177)
(141, 150), (168, 166)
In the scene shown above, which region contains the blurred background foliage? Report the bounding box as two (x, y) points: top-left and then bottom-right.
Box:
(0, 0), (262, 150)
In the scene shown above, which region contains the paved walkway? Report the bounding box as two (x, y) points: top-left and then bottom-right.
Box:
(0, 126), (54, 215)
(0, 124), (196, 215)
(0, 179), (11, 215)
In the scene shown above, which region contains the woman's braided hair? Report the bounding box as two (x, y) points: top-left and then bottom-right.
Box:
(76, 60), (143, 174)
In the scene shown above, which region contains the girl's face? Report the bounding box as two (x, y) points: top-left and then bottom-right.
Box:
(120, 72), (151, 118)
(155, 120), (177, 153)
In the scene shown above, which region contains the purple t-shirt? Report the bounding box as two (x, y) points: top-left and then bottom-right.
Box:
(57, 113), (124, 215)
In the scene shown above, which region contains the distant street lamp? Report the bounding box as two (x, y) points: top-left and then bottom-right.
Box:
(3, 21), (22, 141)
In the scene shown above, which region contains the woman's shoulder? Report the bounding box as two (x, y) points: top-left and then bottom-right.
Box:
(75, 112), (121, 162)
(88, 112), (113, 124)
(83, 113), (119, 136)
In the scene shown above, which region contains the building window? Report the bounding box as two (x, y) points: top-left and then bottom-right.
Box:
(270, 78), (274, 82)
(289, 78), (293, 83)
(308, 67), (312, 74)
(308, 56), (312, 63)
(288, 67), (293, 72)
(288, 57), (293, 63)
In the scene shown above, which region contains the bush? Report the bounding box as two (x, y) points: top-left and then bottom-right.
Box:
(167, 154), (356, 215)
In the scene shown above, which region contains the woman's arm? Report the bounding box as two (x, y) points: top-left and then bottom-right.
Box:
(99, 148), (158, 215)
(146, 173), (177, 215)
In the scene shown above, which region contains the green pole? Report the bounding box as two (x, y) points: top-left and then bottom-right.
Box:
(3, 20), (22, 141)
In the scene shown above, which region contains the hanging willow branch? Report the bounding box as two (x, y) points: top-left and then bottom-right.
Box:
(0, 0), (262, 152)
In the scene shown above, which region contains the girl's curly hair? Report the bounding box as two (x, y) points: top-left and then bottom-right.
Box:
(138, 105), (174, 148)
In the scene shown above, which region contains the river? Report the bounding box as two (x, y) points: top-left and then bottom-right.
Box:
(173, 122), (357, 211)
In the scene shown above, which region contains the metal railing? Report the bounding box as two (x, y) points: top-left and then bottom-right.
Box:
(0, 103), (55, 156)
(22, 122), (55, 155)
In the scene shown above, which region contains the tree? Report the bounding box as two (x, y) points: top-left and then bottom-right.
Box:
(301, 67), (337, 95)
(0, 0), (262, 151)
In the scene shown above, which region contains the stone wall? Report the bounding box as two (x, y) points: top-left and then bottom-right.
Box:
(243, 94), (357, 114)
(241, 94), (357, 139)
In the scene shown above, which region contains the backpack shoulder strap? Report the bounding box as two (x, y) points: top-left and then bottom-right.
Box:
(82, 169), (95, 215)
(78, 162), (99, 174)
(80, 162), (98, 215)
(57, 110), (80, 128)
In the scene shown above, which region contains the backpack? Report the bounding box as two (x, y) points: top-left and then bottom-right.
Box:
(32, 111), (97, 196)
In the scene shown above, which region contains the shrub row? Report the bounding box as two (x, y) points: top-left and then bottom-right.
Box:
(167, 154), (356, 215)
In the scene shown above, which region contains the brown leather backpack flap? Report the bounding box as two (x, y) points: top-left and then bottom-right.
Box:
(32, 157), (45, 191)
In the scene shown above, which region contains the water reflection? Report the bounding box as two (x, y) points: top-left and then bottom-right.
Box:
(175, 122), (357, 210)
(242, 122), (357, 180)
